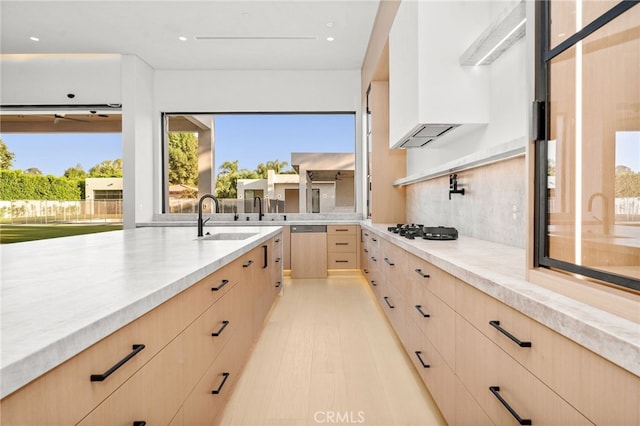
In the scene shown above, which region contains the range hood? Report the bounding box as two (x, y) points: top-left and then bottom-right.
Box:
(396, 124), (460, 148)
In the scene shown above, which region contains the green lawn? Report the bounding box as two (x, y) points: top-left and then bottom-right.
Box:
(0, 224), (123, 244)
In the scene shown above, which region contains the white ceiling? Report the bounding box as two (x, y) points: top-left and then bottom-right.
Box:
(0, 0), (380, 70)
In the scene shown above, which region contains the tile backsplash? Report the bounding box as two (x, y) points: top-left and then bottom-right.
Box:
(406, 156), (526, 248)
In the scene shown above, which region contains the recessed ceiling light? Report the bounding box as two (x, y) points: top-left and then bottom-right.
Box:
(29, 36), (39, 42)
(179, 36), (187, 41)
(326, 37), (335, 42)
(326, 21), (335, 28)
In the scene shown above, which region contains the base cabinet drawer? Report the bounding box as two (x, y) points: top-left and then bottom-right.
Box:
(407, 317), (455, 424)
(456, 314), (592, 426)
(180, 332), (246, 426)
(78, 331), (185, 425)
(328, 252), (357, 269)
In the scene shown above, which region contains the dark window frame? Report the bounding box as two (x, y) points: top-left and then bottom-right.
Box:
(534, 0), (640, 292)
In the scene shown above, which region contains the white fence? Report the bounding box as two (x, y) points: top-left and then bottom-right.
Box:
(0, 200), (123, 224)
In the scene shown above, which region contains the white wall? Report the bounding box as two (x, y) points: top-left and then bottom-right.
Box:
(0, 54), (122, 105)
(1, 56), (364, 223)
(122, 55), (155, 227)
(154, 69), (363, 218)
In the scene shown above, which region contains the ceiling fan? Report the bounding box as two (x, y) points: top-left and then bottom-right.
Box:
(52, 113), (90, 124)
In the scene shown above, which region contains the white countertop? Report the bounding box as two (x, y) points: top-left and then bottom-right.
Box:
(361, 223), (640, 378)
(0, 225), (281, 398)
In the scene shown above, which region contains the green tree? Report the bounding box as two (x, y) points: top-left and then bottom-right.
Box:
(168, 133), (198, 186)
(25, 167), (43, 175)
(0, 138), (15, 169)
(215, 160), (260, 198)
(89, 159), (123, 177)
(64, 163), (87, 179)
(255, 159), (290, 178)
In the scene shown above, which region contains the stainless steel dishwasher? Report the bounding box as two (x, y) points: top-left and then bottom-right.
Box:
(290, 225), (327, 278)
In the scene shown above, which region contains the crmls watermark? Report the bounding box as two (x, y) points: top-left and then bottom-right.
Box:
(313, 410), (366, 424)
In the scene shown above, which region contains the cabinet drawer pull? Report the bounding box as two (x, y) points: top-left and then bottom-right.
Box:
(243, 260), (254, 268)
(335, 242), (350, 246)
(384, 296), (395, 309)
(90, 344), (145, 382)
(212, 372), (230, 394)
(262, 245), (268, 269)
(414, 268), (430, 278)
(363, 268), (369, 274)
(275, 281), (282, 288)
(275, 257), (281, 263)
(335, 228), (350, 232)
(275, 239), (281, 243)
(415, 305), (430, 317)
(211, 279), (229, 291)
(489, 386), (532, 425)
(364, 232), (369, 236)
(489, 321), (532, 348)
(384, 257), (395, 266)
(211, 320), (230, 337)
(371, 256), (377, 262)
(335, 260), (349, 263)
(372, 238), (377, 242)
(371, 280), (377, 286)
(363, 248), (369, 253)
(133, 422), (146, 426)
(414, 351), (430, 368)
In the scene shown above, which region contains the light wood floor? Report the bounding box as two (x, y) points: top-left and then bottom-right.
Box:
(220, 272), (446, 426)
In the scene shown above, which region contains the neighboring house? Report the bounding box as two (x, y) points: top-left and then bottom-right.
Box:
(237, 152), (355, 214)
(84, 177), (123, 201)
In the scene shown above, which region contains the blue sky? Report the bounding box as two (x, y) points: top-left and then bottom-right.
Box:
(1, 114), (355, 176)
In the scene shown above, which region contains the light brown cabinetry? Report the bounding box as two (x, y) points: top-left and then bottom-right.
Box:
(290, 226), (327, 278)
(368, 81), (406, 223)
(0, 236), (282, 426)
(327, 225), (359, 269)
(361, 228), (640, 426)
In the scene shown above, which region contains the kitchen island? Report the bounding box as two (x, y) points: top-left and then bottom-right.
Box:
(0, 225), (282, 413)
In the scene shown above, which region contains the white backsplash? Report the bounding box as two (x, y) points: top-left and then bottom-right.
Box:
(406, 156), (526, 248)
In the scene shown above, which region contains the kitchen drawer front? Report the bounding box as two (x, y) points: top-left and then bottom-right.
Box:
(455, 314), (592, 426)
(408, 254), (455, 308)
(454, 376), (493, 426)
(180, 281), (242, 396)
(182, 331), (247, 426)
(408, 280), (455, 370)
(328, 224), (357, 235)
(455, 279), (640, 425)
(380, 241), (408, 299)
(407, 316), (456, 424)
(77, 330), (185, 426)
(180, 261), (237, 325)
(328, 234), (357, 253)
(328, 252), (357, 269)
(379, 286), (406, 346)
(0, 292), (184, 426)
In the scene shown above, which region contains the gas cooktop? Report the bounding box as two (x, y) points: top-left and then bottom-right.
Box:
(387, 224), (458, 240)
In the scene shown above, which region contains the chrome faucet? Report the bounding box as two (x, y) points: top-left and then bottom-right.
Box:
(587, 192), (609, 235)
(197, 194), (219, 237)
(254, 196), (264, 221)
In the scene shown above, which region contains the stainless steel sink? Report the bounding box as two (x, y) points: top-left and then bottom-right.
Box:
(198, 232), (258, 241)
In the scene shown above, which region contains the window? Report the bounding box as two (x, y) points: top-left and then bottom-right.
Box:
(535, 1), (639, 291)
(162, 113), (356, 216)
